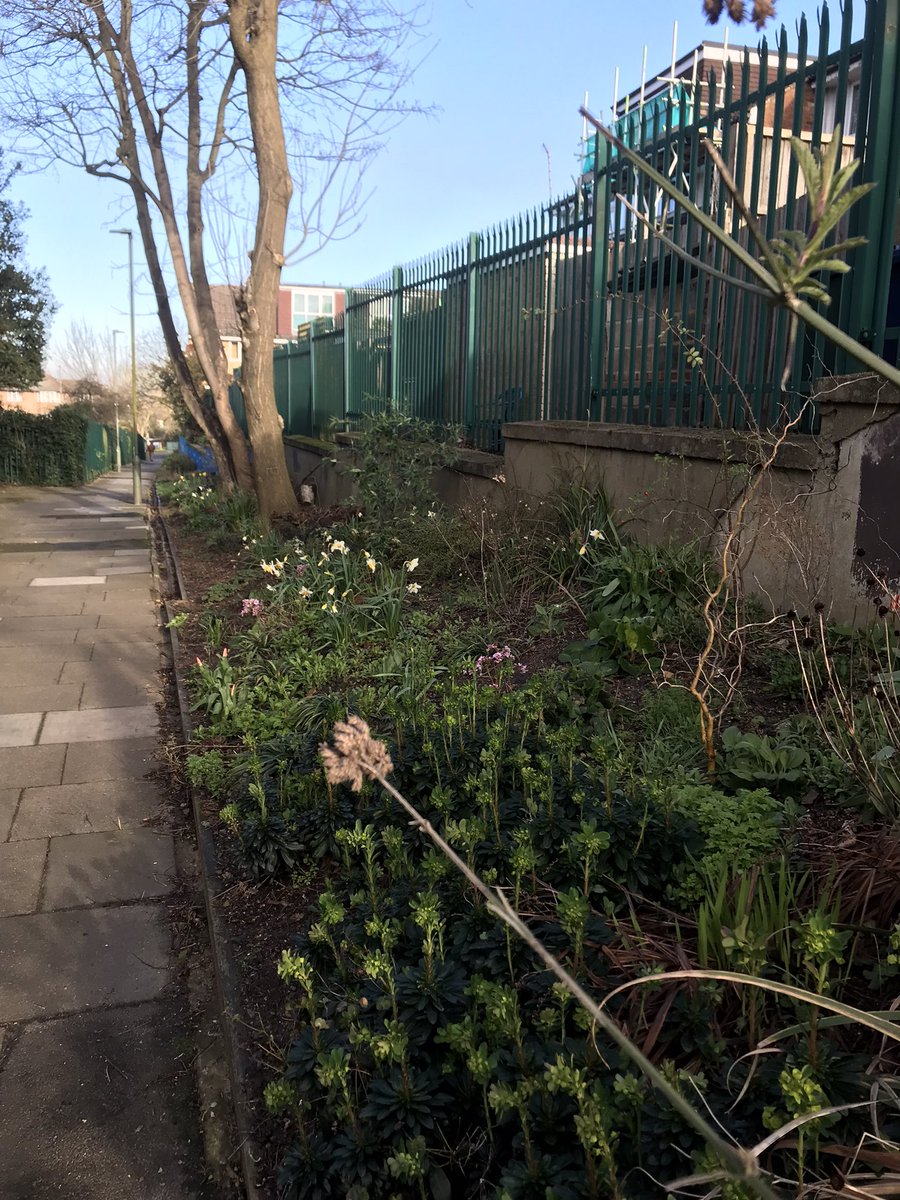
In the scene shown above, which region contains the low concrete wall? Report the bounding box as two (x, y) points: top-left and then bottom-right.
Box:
(284, 375), (900, 622)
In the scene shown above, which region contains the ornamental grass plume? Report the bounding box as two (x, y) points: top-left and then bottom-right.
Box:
(320, 716), (394, 792)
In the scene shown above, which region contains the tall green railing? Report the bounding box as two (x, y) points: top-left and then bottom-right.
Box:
(245, 0), (898, 450)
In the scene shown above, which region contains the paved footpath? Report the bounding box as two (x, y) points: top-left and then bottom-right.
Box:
(0, 461), (204, 1197)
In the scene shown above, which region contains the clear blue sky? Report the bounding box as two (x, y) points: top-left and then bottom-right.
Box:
(8, 0), (859, 372)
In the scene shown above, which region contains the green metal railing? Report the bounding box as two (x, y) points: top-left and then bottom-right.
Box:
(247, 0), (898, 450)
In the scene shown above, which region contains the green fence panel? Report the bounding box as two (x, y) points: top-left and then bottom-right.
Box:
(235, 0), (897, 447)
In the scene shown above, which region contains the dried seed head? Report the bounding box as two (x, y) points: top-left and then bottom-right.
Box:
(751, 0), (776, 27)
(703, 0), (775, 24)
(320, 716), (394, 793)
(814, 601), (825, 613)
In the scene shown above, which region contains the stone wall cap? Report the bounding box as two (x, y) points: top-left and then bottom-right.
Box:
(502, 420), (818, 469)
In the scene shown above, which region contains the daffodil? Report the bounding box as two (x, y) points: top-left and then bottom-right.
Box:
(427, 510), (437, 519)
(589, 528), (605, 541)
(365, 556), (377, 572)
(327, 586), (335, 596)
(578, 545), (587, 556)
(299, 586), (312, 599)
(407, 582), (421, 594)
(404, 557), (419, 572)
(330, 540), (348, 555)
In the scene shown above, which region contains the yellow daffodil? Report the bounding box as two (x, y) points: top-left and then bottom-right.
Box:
(330, 603), (338, 613)
(404, 557), (419, 572)
(330, 540), (349, 555)
(327, 586), (335, 596)
(407, 582), (421, 594)
(578, 545), (587, 556)
(589, 529), (605, 541)
(366, 556), (377, 572)
(299, 586), (312, 599)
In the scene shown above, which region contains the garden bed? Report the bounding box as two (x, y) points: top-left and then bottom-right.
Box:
(156, 438), (900, 1200)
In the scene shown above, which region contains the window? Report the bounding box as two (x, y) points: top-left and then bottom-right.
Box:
(291, 290), (335, 331)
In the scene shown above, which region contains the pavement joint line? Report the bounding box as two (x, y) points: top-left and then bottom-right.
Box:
(0, 993), (160, 1033)
(35, 892), (164, 918)
(4, 789), (23, 843)
(34, 838), (52, 912)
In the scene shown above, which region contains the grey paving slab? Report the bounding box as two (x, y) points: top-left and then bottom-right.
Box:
(0, 789), (21, 840)
(29, 576), (107, 587)
(0, 1002), (198, 1199)
(79, 597), (156, 613)
(0, 600), (85, 616)
(0, 643), (93, 666)
(62, 737), (157, 784)
(80, 681), (160, 709)
(10, 778), (162, 839)
(97, 564), (150, 576)
(0, 615), (99, 631)
(0, 744), (66, 789)
(0, 662), (64, 687)
(0, 686), (83, 715)
(0, 712), (42, 748)
(114, 549), (150, 556)
(40, 705), (157, 744)
(0, 905), (170, 1021)
(96, 614), (160, 631)
(0, 839), (48, 916)
(43, 830), (176, 909)
(98, 574), (153, 590)
(59, 659), (159, 686)
(86, 654), (162, 675)
(76, 628), (158, 644)
(0, 629), (79, 646)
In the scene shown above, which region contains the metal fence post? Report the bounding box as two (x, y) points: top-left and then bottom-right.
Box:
(391, 267), (404, 408)
(841, 0), (899, 363)
(343, 292), (354, 423)
(309, 322), (318, 436)
(465, 232), (481, 437)
(589, 134), (611, 420)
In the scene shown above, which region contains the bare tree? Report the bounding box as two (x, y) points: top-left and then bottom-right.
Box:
(0, 1), (425, 520)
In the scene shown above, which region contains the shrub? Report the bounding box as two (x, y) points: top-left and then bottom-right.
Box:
(669, 783), (787, 901)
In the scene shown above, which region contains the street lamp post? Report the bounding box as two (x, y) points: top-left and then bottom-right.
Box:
(112, 329), (125, 472)
(110, 230), (141, 505)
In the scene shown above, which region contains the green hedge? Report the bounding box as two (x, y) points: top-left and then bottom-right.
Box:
(0, 407), (137, 486)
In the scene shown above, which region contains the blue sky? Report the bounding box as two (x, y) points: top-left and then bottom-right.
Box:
(8, 0), (858, 372)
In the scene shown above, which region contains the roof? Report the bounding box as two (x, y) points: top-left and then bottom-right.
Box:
(615, 40), (804, 116)
(208, 285), (242, 338)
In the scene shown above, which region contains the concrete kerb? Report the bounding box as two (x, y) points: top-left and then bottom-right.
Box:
(152, 497), (263, 1200)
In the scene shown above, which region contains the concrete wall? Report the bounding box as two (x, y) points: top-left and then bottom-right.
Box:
(283, 375), (900, 623)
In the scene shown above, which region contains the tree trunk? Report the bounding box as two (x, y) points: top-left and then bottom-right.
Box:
(229, 0), (299, 523)
(129, 179), (239, 490)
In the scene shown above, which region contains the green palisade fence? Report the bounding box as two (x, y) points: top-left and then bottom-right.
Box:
(250, 0), (898, 451)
